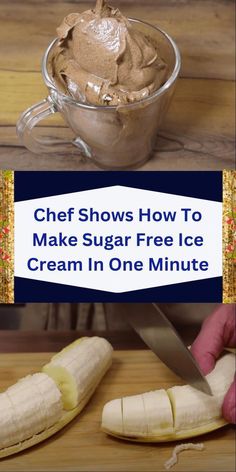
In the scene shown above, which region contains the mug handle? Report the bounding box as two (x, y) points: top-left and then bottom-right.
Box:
(16, 96), (91, 156)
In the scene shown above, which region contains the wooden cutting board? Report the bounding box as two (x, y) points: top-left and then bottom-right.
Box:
(0, 351), (235, 472)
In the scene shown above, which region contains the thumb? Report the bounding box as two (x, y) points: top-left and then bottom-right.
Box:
(222, 377), (236, 424)
(191, 305), (236, 375)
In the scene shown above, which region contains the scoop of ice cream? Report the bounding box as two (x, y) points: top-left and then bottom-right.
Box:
(51, 0), (167, 106)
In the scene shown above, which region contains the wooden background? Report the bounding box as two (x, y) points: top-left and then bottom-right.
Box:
(0, 0), (235, 170)
(0, 350), (235, 472)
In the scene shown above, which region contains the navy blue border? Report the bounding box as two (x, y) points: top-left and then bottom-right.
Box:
(15, 277), (222, 303)
(15, 171), (222, 202)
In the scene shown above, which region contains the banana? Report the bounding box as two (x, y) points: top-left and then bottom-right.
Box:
(43, 337), (113, 410)
(167, 353), (235, 435)
(0, 336), (113, 458)
(0, 373), (62, 449)
(102, 352), (235, 442)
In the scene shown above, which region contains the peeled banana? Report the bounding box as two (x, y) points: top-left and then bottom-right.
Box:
(102, 352), (235, 442)
(0, 373), (62, 449)
(43, 336), (113, 410)
(0, 336), (113, 458)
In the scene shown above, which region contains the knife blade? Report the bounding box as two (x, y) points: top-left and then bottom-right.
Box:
(122, 303), (212, 396)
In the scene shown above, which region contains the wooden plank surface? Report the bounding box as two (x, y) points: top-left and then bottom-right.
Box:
(0, 0), (235, 170)
(0, 350), (235, 472)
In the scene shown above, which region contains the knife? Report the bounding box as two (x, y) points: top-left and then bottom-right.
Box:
(122, 303), (212, 396)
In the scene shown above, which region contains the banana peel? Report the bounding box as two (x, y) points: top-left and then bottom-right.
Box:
(102, 418), (228, 443)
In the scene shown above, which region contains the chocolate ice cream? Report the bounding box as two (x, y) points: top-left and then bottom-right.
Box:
(51, 0), (167, 106)
(45, 0), (179, 168)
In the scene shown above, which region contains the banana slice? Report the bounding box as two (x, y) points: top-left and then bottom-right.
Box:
(43, 337), (113, 410)
(0, 373), (62, 449)
(102, 352), (235, 441)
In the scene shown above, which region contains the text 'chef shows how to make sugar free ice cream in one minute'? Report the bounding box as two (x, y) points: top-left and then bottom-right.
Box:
(51, 0), (168, 106)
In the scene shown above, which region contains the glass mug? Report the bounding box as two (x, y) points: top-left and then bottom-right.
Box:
(17, 19), (181, 170)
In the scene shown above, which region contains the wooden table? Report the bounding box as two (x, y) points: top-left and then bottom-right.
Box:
(0, 348), (235, 472)
(0, 0), (235, 170)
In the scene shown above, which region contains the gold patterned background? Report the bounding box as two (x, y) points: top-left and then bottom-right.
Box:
(0, 171), (14, 303)
(223, 170), (236, 303)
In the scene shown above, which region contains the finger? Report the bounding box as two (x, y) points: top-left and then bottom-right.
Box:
(191, 305), (236, 375)
(222, 378), (236, 424)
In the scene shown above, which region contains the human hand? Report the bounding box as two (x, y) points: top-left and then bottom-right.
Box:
(191, 304), (236, 424)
